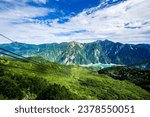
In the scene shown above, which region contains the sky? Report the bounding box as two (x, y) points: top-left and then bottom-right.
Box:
(0, 0), (150, 44)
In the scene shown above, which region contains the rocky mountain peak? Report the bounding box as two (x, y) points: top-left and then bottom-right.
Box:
(69, 41), (83, 48)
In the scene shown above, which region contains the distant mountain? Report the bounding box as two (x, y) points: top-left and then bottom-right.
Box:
(0, 40), (150, 67)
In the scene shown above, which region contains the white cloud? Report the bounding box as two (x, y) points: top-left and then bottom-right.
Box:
(0, 7), (51, 21)
(33, 0), (48, 4)
(0, 0), (48, 4)
(0, 0), (150, 44)
(0, 0), (54, 44)
(57, 0), (150, 44)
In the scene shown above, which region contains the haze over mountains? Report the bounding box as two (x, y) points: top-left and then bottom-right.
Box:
(0, 40), (150, 67)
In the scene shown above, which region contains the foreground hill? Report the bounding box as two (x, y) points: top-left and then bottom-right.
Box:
(0, 40), (150, 68)
(0, 57), (150, 100)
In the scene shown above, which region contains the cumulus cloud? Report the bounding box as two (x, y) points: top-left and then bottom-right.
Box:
(0, 0), (150, 44)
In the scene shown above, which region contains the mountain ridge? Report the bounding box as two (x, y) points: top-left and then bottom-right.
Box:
(0, 40), (150, 67)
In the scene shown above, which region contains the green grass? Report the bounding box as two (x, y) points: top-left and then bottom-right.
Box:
(0, 57), (150, 100)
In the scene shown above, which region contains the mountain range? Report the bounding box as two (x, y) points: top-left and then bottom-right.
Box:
(0, 40), (150, 67)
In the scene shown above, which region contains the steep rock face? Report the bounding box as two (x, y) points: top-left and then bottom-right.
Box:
(0, 40), (150, 66)
(57, 42), (87, 64)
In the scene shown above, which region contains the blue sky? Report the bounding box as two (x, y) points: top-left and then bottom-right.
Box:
(0, 0), (150, 44)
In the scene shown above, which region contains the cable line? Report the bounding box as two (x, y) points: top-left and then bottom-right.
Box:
(0, 52), (50, 74)
(0, 34), (15, 42)
(0, 51), (25, 61)
(0, 34), (43, 65)
(0, 48), (41, 65)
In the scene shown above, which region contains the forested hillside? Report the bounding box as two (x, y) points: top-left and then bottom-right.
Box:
(0, 57), (150, 100)
(98, 66), (150, 92)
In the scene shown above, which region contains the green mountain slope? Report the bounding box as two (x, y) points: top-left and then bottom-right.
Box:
(0, 57), (150, 100)
(0, 40), (150, 68)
